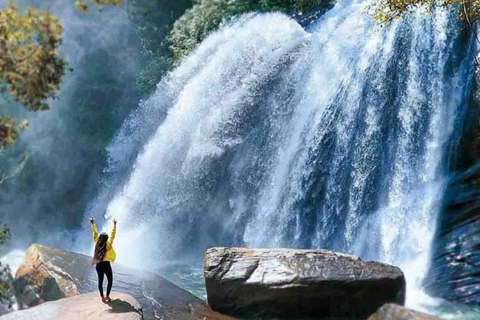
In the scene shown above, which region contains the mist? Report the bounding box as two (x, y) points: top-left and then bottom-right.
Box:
(0, 0), (145, 252)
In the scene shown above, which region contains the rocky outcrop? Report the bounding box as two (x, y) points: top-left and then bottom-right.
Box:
(13, 244), (235, 320)
(0, 292), (142, 320)
(204, 247), (406, 319)
(367, 304), (442, 320)
(425, 166), (480, 304)
(15, 244), (79, 306)
(425, 52), (480, 304)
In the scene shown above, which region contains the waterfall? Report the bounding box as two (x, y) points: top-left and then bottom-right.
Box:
(87, 0), (473, 306)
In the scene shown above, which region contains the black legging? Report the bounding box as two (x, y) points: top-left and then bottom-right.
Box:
(95, 261), (113, 297)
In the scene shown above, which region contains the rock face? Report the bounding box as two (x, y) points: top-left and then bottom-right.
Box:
(15, 244), (79, 307)
(367, 304), (442, 320)
(425, 166), (480, 304)
(204, 247), (406, 319)
(14, 244), (234, 320)
(0, 292), (142, 320)
(424, 62), (480, 304)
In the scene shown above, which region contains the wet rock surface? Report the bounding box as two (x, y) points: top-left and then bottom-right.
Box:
(204, 247), (406, 319)
(367, 304), (442, 320)
(425, 165), (480, 304)
(13, 244), (234, 320)
(426, 56), (480, 304)
(426, 65), (480, 302)
(0, 292), (142, 320)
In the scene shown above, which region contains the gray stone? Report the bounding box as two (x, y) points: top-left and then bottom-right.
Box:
(367, 303), (442, 320)
(15, 244), (79, 307)
(204, 247), (406, 319)
(0, 292), (142, 320)
(14, 244), (235, 320)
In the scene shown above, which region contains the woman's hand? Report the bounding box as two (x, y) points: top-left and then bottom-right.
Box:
(89, 217), (95, 224)
(113, 218), (117, 225)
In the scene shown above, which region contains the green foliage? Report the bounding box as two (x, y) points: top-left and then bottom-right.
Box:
(0, 116), (16, 150)
(0, 225), (11, 305)
(169, 0), (254, 62)
(369, 0), (480, 23)
(134, 0), (329, 94)
(0, 226), (9, 245)
(128, 0), (192, 94)
(168, 0), (328, 62)
(0, 2), (67, 150)
(0, 3), (66, 111)
(136, 53), (172, 93)
(0, 263), (11, 306)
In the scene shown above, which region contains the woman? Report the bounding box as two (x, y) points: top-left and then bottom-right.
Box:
(89, 217), (117, 303)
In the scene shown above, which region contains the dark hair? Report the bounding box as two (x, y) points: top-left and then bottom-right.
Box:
(94, 233), (108, 262)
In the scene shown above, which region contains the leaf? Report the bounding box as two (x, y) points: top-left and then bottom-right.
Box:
(18, 119), (28, 130)
(75, 1), (89, 14)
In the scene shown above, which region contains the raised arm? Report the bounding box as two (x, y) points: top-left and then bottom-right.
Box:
(108, 219), (117, 245)
(90, 218), (99, 242)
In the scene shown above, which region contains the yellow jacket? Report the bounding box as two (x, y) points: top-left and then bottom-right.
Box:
(91, 222), (117, 262)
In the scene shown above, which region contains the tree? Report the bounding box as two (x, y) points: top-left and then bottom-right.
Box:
(369, 0), (480, 24)
(127, 0), (192, 94)
(0, 2), (66, 150)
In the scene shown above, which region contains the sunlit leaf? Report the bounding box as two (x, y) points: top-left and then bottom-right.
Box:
(0, 2), (67, 149)
(75, 1), (89, 14)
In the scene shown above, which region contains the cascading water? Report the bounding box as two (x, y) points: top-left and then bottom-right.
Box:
(87, 0), (473, 310)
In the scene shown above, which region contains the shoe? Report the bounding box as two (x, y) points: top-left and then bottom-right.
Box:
(101, 297), (107, 303)
(105, 296), (112, 302)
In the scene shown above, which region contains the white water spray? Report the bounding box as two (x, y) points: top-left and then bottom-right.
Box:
(88, 0), (472, 310)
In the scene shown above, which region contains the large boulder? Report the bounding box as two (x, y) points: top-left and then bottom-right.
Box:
(204, 247), (406, 319)
(14, 244), (234, 320)
(0, 292), (142, 320)
(15, 244), (79, 307)
(367, 304), (442, 320)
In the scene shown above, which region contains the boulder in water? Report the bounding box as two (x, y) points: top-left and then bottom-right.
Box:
(367, 303), (442, 320)
(14, 244), (235, 320)
(204, 247), (406, 319)
(0, 292), (142, 320)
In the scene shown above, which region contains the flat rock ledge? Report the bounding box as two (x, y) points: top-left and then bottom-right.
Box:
(204, 247), (406, 319)
(368, 304), (443, 320)
(12, 244), (235, 320)
(0, 292), (142, 320)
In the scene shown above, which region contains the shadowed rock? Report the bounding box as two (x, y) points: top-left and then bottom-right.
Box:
(15, 245), (79, 306)
(13, 244), (234, 320)
(0, 292), (142, 320)
(204, 247), (406, 319)
(0, 268), (14, 315)
(367, 304), (442, 320)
